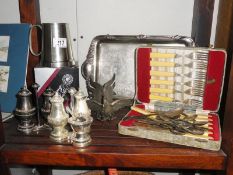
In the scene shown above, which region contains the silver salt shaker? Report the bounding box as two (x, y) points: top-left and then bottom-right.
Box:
(68, 114), (93, 147)
(41, 87), (55, 122)
(14, 86), (36, 133)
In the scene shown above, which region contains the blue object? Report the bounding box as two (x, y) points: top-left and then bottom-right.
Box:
(0, 23), (30, 112)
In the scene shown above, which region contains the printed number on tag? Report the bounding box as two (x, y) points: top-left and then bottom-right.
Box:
(53, 38), (67, 48)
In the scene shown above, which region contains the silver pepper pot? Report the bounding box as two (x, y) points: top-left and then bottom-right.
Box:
(14, 86), (36, 133)
(41, 87), (55, 122)
(72, 90), (91, 118)
(68, 114), (93, 147)
(47, 92), (69, 141)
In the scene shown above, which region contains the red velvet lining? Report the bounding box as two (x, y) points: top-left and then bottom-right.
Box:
(120, 105), (145, 126)
(136, 48), (151, 103)
(203, 50), (226, 111)
(208, 113), (220, 141)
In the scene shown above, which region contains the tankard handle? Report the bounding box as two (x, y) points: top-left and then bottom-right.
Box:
(29, 25), (43, 56)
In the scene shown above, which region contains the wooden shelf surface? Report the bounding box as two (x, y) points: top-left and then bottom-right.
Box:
(0, 110), (227, 170)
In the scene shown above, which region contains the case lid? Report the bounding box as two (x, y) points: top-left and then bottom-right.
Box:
(136, 47), (227, 112)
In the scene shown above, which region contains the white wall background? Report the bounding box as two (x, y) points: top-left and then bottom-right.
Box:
(75, 0), (194, 91)
(0, 0), (219, 174)
(0, 0), (20, 23)
(40, 0), (220, 93)
(210, 0), (220, 45)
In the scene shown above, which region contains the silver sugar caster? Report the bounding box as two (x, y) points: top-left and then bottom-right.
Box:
(47, 92), (69, 141)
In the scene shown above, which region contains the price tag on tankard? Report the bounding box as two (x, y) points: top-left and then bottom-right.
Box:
(53, 38), (67, 48)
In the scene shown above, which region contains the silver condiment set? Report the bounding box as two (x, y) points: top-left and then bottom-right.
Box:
(48, 89), (93, 146)
(14, 85), (93, 147)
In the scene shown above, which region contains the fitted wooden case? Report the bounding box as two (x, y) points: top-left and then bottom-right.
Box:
(119, 46), (227, 151)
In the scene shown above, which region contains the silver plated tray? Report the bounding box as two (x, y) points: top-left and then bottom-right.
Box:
(81, 35), (195, 98)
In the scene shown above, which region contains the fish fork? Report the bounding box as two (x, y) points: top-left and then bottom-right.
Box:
(184, 51), (209, 60)
(177, 61), (208, 69)
(150, 50), (209, 61)
(178, 80), (206, 89)
(150, 70), (207, 79)
(150, 60), (208, 69)
(183, 99), (203, 107)
(150, 79), (206, 89)
(183, 71), (207, 79)
(150, 87), (204, 97)
(177, 88), (204, 97)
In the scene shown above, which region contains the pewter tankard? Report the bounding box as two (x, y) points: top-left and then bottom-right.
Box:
(29, 23), (75, 67)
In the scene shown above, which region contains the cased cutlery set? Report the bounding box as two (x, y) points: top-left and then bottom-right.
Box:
(118, 45), (226, 151)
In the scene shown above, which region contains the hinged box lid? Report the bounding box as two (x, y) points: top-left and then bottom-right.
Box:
(135, 47), (227, 113)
